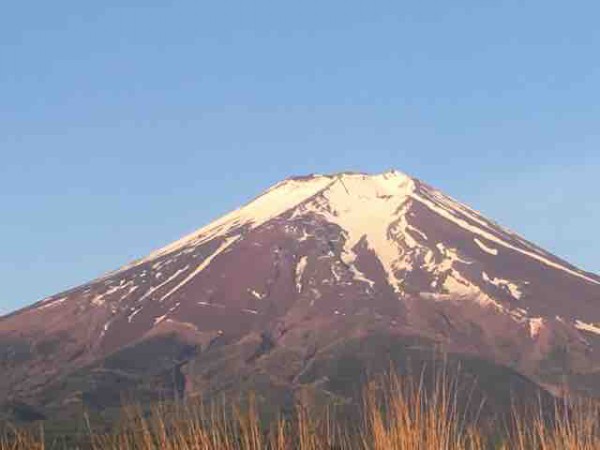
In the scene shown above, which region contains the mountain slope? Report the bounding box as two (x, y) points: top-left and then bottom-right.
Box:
(1, 170), (599, 422)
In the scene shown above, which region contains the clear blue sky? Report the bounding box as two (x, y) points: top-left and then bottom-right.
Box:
(2, 1), (599, 314)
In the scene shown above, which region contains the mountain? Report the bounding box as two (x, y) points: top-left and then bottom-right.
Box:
(1, 170), (599, 424)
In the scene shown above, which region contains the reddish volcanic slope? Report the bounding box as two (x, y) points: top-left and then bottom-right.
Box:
(1, 171), (599, 420)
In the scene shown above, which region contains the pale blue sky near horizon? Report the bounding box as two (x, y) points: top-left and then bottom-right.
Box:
(1, 1), (599, 314)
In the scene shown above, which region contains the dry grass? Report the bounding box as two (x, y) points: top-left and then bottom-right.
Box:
(1, 371), (598, 449)
(362, 370), (485, 450)
(506, 397), (600, 450)
(0, 424), (44, 450)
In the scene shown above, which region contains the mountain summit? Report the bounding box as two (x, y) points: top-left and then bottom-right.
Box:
(1, 170), (599, 422)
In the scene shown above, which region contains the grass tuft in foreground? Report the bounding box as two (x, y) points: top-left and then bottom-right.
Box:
(2, 370), (598, 449)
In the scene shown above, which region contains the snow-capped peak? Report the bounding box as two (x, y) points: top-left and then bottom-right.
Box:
(110, 169), (598, 291)
(293, 172), (416, 291)
(117, 171), (415, 271)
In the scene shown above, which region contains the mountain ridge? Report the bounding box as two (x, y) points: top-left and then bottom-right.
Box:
(1, 169), (599, 424)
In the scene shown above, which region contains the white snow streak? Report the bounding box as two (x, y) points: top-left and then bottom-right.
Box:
(158, 237), (240, 303)
(154, 314), (168, 325)
(474, 238), (498, 256)
(127, 307), (143, 323)
(37, 296), (67, 310)
(296, 256), (308, 293)
(197, 301), (226, 308)
(407, 225), (428, 241)
(411, 192), (600, 285)
(575, 320), (600, 336)
(136, 265), (190, 303)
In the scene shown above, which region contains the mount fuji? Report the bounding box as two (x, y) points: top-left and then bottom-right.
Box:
(2, 170), (599, 423)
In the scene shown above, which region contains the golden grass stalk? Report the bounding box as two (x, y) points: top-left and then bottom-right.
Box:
(1, 370), (598, 449)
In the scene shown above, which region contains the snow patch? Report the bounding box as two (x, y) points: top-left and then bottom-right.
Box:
(575, 320), (600, 336)
(295, 256), (308, 292)
(248, 289), (266, 300)
(474, 238), (498, 256)
(127, 307), (143, 323)
(89, 282), (137, 307)
(91, 295), (106, 306)
(529, 318), (544, 338)
(100, 319), (113, 338)
(331, 264), (343, 283)
(345, 260), (375, 288)
(482, 272), (523, 300)
(442, 270), (504, 310)
(37, 296), (67, 310)
(137, 265), (190, 303)
(509, 307), (529, 320)
(407, 225), (428, 241)
(298, 229), (311, 242)
(154, 314), (168, 325)
(198, 301), (226, 308)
